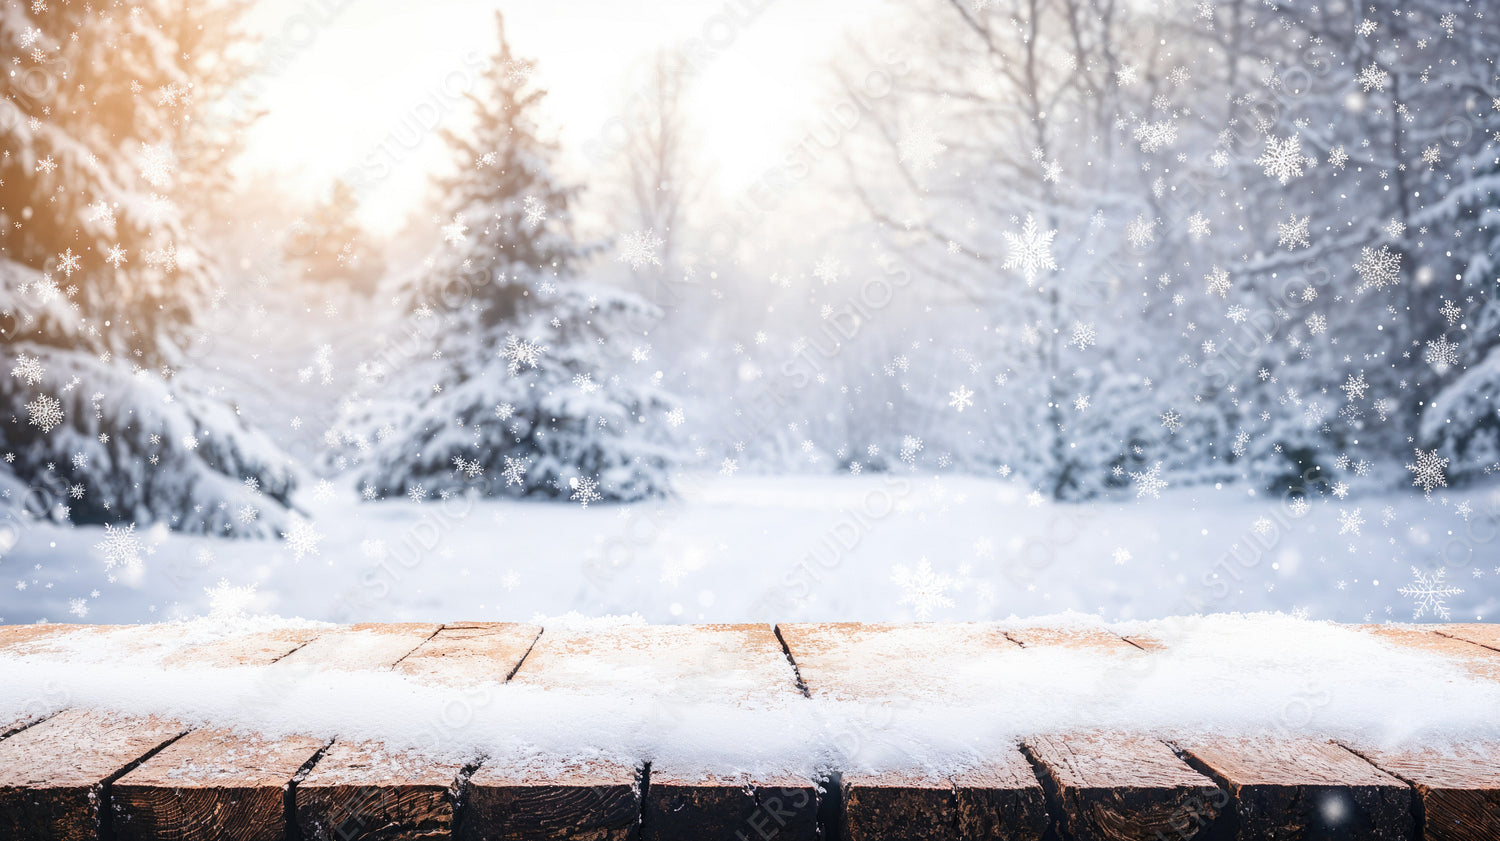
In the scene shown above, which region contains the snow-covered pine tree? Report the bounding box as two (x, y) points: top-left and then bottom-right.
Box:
(0, 1), (295, 534)
(288, 178), (386, 292)
(347, 12), (678, 504)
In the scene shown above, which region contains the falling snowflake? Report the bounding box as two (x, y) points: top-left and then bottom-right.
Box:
(891, 557), (954, 619)
(502, 456), (530, 488)
(137, 144), (175, 188)
(1069, 321), (1096, 350)
(521, 195), (547, 228)
(1130, 461), (1168, 499)
(1406, 448), (1448, 496)
(1396, 566), (1463, 620)
(68, 598), (90, 618)
(1125, 213), (1156, 248)
(948, 385), (975, 412)
(1160, 409), (1183, 432)
(500, 334), (547, 375)
(281, 517), (324, 561)
(1001, 214), (1058, 285)
(1337, 508), (1364, 536)
(1355, 64), (1388, 92)
(1424, 337), (1459, 373)
(1255, 134), (1305, 184)
(442, 213), (469, 245)
(95, 523), (143, 570)
(26, 394), (63, 433)
(1204, 266), (1231, 297)
(570, 476), (603, 508)
(1354, 244), (1401, 290)
(1277, 214), (1310, 250)
(898, 121), (947, 172)
(617, 228), (664, 270)
(56, 248), (82, 277)
(205, 579), (259, 621)
(11, 354), (44, 386)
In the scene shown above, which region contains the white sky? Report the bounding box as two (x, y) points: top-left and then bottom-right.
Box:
(236, 0), (890, 233)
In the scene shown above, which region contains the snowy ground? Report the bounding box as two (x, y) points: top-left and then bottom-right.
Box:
(2, 473), (1495, 626)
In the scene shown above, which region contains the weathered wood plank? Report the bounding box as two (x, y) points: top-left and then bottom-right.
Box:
(1025, 733), (1224, 841)
(1177, 737), (1414, 841)
(460, 760), (642, 841)
(1361, 625), (1500, 682)
(643, 768), (818, 841)
(109, 623), (438, 840)
(274, 622), (440, 671)
(840, 754), (1048, 841)
(112, 729), (327, 841)
(842, 770), (956, 841)
(0, 709), (186, 840)
(1346, 743), (1500, 841)
(391, 621), (540, 687)
(0, 622), (79, 653)
(1433, 623), (1500, 654)
(1004, 626), (1140, 651)
(778, 623), (1049, 841)
(296, 622), (538, 839)
(498, 623), (810, 839)
(296, 741), (465, 841)
(162, 627), (325, 668)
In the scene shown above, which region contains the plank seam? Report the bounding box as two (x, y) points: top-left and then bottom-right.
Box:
(1334, 741), (1429, 840)
(771, 624), (811, 698)
(637, 760), (653, 840)
(284, 738), (334, 841)
(0, 709), (58, 742)
(449, 757), (483, 840)
(1016, 740), (1066, 841)
(388, 625), (446, 671)
(98, 726), (192, 841)
(1433, 629), (1500, 655)
(815, 770), (843, 841)
(503, 626), (543, 683)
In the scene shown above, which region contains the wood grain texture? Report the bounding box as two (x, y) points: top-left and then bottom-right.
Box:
(509, 623), (800, 702)
(1361, 626), (1500, 682)
(0, 709), (185, 840)
(296, 741), (464, 841)
(460, 760), (641, 841)
(1026, 733), (1224, 841)
(295, 624), (538, 839)
(1347, 743), (1500, 841)
(642, 768), (818, 841)
(842, 759), (1050, 841)
(1178, 737), (1414, 841)
(0, 622), (80, 653)
(112, 728), (326, 841)
(392, 621), (541, 687)
(162, 627), (325, 668)
(843, 770), (957, 841)
(1004, 626), (1141, 652)
(776, 622), (1020, 700)
(274, 623), (440, 672)
(1432, 624), (1500, 654)
(952, 754), (1051, 841)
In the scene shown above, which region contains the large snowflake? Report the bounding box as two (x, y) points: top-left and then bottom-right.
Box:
(95, 523), (143, 570)
(1130, 461), (1169, 499)
(617, 228), (664, 270)
(1354, 244), (1401, 290)
(1254, 134), (1305, 184)
(26, 393), (63, 433)
(891, 557), (954, 619)
(1396, 566), (1463, 620)
(1001, 214), (1058, 285)
(500, 335), (548, 376)
(1405, 448), (1448, 495)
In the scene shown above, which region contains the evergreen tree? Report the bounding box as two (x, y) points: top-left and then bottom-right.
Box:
(0, 0), (295, 534)
(344, 13), (679, 504)
(288, 179), (385, 291)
